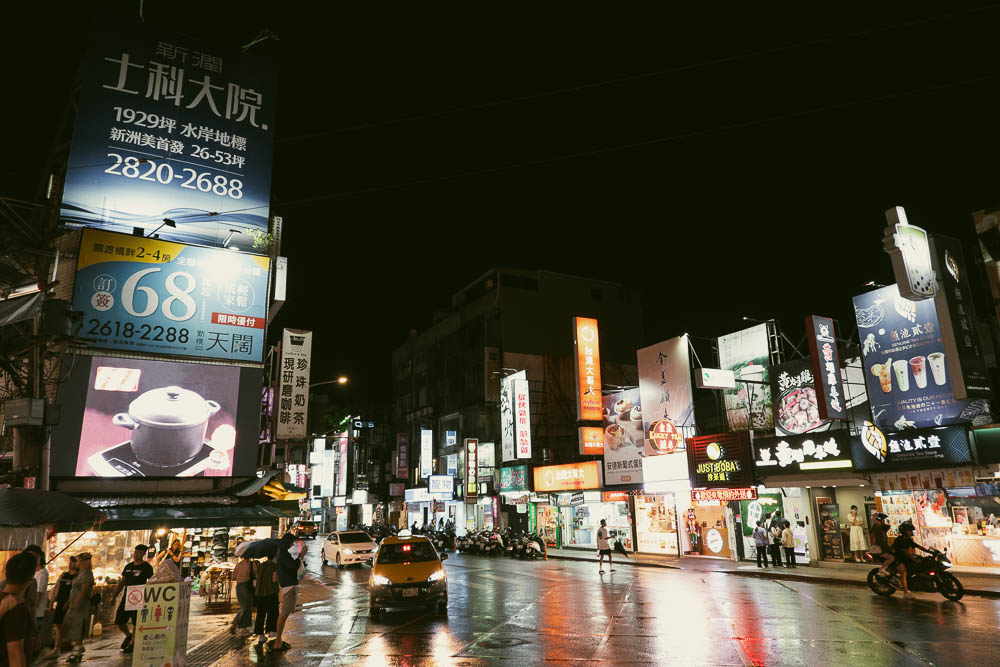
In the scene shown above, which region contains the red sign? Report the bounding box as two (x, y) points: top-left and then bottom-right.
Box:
(211, 312), (266, 328)
(648, 420), (683, 454)
(691, 488), (757, 503)
(573, 317), (602, 420)
(602, 491), (629, 503)
(396, 434), (409, 479)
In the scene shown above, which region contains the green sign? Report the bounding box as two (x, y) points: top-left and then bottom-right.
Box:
(499, 464), (528, 492)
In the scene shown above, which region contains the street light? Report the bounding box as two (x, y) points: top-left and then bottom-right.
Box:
(310, 376), (349, 389)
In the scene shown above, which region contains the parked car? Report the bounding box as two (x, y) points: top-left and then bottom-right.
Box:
(323, 530), (378, 568)
(292, 520), (318, 540)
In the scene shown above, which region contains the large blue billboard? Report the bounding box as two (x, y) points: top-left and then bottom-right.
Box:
(852, 284), (989, 430)
(73, 228), (270, 362)
(60, 16), (278, 252)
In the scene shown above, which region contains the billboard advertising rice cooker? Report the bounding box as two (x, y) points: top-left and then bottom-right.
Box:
(852, 284), (989, 430)
(51, 354), (261, 477)
(60, 15), (278, 250)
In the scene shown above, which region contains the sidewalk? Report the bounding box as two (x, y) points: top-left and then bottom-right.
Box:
(545, 547), (1000, 598)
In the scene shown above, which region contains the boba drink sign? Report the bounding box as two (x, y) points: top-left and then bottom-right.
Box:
(74, 228), (269, 362)
(852, 284), (989, 430)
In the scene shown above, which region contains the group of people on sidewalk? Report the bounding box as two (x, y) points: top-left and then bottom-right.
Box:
(227, 531), (306, 653)
(753, 511), (797, 568)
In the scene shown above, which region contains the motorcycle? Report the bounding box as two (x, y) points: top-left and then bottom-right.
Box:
(867, 548), (964, 601)
(524, 534), (546, 560)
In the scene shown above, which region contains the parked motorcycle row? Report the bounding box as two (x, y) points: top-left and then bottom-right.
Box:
(456, 529), (547, 559)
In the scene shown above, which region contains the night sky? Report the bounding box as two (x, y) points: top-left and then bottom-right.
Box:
(5, 3), (1000, 403)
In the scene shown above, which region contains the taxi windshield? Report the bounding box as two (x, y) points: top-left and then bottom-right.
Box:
(378, 542), (438, 564)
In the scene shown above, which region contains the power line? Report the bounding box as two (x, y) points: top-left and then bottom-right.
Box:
(277, 4), (1000, 144)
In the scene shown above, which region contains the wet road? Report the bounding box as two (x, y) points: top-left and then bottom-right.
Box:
(214, 546), (1000, 666)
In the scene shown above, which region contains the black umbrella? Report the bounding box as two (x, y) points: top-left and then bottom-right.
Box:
(0, 488), (104, 527)
(613, 539), (630, 558)
(234, 538), (282, 559)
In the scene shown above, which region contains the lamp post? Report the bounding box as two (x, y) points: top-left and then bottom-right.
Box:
(310, 376), (349, 389)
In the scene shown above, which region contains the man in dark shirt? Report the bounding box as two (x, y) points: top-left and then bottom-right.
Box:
(891, 521), (929, 595)
(0, 551), (36, 667)
(270, 532), (306, 652)
(111, 545), (153, 653)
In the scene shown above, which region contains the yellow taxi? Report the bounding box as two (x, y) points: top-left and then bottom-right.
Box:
(369, 531), (448, 617)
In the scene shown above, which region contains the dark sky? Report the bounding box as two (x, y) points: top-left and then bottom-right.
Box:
(5, 3), (1000, 404)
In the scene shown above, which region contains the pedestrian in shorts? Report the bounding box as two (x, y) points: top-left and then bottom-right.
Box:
(111, 545), (153, 653)
(269, 532), (306, 652)
(597, 519), (615, 575)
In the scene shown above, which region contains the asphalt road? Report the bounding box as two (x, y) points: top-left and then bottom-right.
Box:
(208, 543), (1000, 666)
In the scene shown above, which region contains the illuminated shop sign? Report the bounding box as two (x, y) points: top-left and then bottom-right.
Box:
(754, 431), (853, 474)
(573, 317), (602, 420)
(465, 438), (478, 498)
(851, 424), (972, 472)
(884, 206), (936, 301)
(691, 488), (757, 503)
(805, 315), (848, 421)
(499, 464), (528, 492)
(686, 432), (753, 488)
(533, 461), (602, 493)
(578, 426), (604, 455)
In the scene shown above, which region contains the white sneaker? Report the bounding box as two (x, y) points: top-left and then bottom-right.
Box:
(599, 570), (605, 574)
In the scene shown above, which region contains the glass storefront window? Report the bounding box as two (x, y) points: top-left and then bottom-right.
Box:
(634, 493), (678, 555)
(561, 501), (631, 549)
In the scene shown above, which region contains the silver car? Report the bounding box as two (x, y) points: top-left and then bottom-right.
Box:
(322, 530), (378, 568)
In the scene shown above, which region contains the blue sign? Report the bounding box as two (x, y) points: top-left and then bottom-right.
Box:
(60, 15), (278, 251)
(852, 284), (989, 430)
(74, 228), (270, 362)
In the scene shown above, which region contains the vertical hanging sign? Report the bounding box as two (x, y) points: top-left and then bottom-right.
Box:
(396, 433), (409, 479)
(500, 371), (524, 462)
(805, 316), (848, 420)
(276, 329), (312, 440)
(465, 438), (478, 499)
(420, 428), (433, 479)
(514, 378), (532, 459)
(573, 317), (602, 421)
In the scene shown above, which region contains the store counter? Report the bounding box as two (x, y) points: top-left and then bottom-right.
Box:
(950, 533), (1000, 568)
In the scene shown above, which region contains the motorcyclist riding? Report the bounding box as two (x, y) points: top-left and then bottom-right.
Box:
(890, 520), (932, 595)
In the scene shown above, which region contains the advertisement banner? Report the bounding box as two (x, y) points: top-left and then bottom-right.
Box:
(686, 432), (753, 489)
(533, 461), (603, 493)
(931, 235), (991, 398)
(753, 431), (853, 475)
(420, 428), (433, 478)
(133, 581), (190, 666)
(321, 449), (334, 498)
(717, 324), (773, 431)
(465, 439), (478, 499)
(74, 228), (269, 362)
(499, 464), (529, 492)
(691, 488), (757, 503)
(573, 317), (602, 420)
(428, 475), (454, 497)
(852, 284), (990, 430)
(446, 453), (458, 476)
(389, 482), (405, 497)
(500, 371), (523, 462)
(396, 434), (409, 479)
(337, 432), (348, 497)
(513, 378), (532, 459)
(578, 426), (604, 455)
(883, 207), (936, 301)
(50, 354), (260, 478)
(972, 208), (1000, 325)
(636, 335), (694, 455)
(602, 388), (644, 485)
(770, 358), (830, 437)
(805, 315), (849, 420)
(275, 329), (312, 440)
(61, 17), (277, 250)
(852, 423), (973, 472)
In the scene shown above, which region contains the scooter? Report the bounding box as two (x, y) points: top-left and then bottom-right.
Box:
(867, 548), (964, 601)
(525, 534), (546, 560)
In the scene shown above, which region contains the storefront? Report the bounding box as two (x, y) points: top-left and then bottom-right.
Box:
(685, 433), (754, 559)
(404, 487), (432, 529)
(852, 423), (1000, 570)
(636, 449), (691, 556)
(554, 491), (632, 550)
(499, 464), (532, 534)
(531, 461), (604, 549)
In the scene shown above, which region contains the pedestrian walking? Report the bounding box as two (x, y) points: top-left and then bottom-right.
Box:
(597, 519), (614, 574)
(752, 520), (770, 568)
(781, 520), (796, 567)
(24, 545), (47, 634)
(0, 551), (37, 667)
(253, 554), (279, 643)
(269, 532), (306, 652)
(111, 545), (153, 653)
(40, 557), (77, 660)
(229, 554), (258, 635)
(62, 552), (95, 663)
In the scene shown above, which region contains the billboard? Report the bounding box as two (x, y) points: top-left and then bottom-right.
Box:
(513, 378), (532, 459)
(602, 388), (644, 485)
(499, 371), (522, 462)
(51, 354), (261, 477)
(533, 461), (602, 493)
(770, 358), (830, 437)
(572, 317), (602, 420)
(718, 323), (773, 431)
(883, 207), (936, 301)
(753, 431), (853, 475)
(852, 284), (990, 430)
(852, 423), (973, 472)
(420, 428), (433, 478)
(636, 335), (695, 455)
(805, 315), (849, 420)
(60, 16), (278, 250)
(74, 228), (270, 362)
(686, 432), (754, 489)
(428, 475), (454, 497)
(337, 431), (348, 497)
(275, 329), (312, 440)
(499, 465), (529, 492)
(578, 426), (604, 455)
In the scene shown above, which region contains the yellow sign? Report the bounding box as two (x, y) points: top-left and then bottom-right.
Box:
(133, 581), (190, 667)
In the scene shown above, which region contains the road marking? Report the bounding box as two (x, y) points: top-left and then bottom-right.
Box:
(774, 580), (930, 665)
(589, 581), (633, 661)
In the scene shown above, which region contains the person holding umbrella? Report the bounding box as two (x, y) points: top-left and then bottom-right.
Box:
(253, 554), (279, 644)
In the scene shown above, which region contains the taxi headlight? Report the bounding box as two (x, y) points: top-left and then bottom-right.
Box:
(372, 575), (392, 586)
(427, 569), (446, 582)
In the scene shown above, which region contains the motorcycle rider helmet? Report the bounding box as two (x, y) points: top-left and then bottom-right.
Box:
(898, 520), (915, 535)
(874, 513), (888, 522)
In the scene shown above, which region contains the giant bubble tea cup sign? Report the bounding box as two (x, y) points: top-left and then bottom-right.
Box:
(74, 228), (269, 362)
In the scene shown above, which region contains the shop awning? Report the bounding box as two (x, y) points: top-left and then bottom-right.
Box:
(230, 470), (307, 501)
(76, 494), (300, 530)
(0, 488), (105, 528)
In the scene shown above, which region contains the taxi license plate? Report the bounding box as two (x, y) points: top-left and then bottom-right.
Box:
(402, 588), (418, 598)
